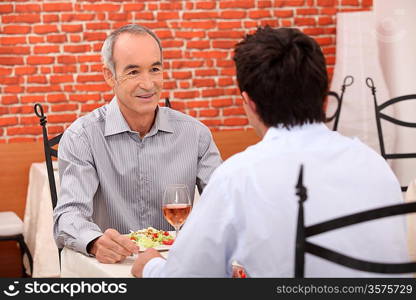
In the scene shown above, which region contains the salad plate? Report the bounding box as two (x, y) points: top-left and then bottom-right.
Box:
(128, 227), (175, 252)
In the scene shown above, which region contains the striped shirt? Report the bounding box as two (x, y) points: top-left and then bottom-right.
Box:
(53, 97), (222, 254)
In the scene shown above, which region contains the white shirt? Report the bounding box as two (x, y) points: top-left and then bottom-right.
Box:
(143, 123), (410, 277)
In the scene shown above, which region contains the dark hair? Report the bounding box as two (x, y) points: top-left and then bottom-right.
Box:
(233, 26), (328, 128)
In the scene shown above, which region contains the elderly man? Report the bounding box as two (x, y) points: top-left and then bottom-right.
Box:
(132, 26), (409, 277)
(54, 24), (222, 263)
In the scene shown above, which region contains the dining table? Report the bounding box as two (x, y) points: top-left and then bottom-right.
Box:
(23, 161), (60, 278)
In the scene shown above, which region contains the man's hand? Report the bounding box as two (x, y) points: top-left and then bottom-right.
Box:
(89, 228), (139, 263)
(131, 248), (163, 277)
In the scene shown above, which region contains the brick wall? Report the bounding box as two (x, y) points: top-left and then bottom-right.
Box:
(0, 0), (372, 143)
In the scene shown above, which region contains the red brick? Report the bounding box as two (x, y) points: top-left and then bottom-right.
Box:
(34, 45), (60, 54)
(0, 67), (12, 76)
(0, 46), (30, 55)
(51, 104), (78, 112)
(77, 55), (101, 63)
(47, 35), (67, 43)
(213, 40), (237, 49)
(29, 36), (44, 44)
(134, 12), (154, 20)
(27, 85), (62, 93)
(186, 41), (210, 49)
(34, 24), (58, 34)
(43, 14), (59, 23)
(362, 0), (373, 7)
(274, 10), (294, 18)
(15, 4), (41, 12)
(160, 2), (183, 10)
(223, 107), (245, 116)
(51, 75), (73, 84)
(317, 0), (336, 6)
(193, 79), (216, 88)
(220, 1), (255, 9)
(162, 40), (183, 48)
(83, 4), (120, 12)
(0, 107), (8, 115)
(183, 12), (219, 20)
(124, 3), (145, 11)
(218, 21), (242, 30)
(5, 85), (23, 93)
(0, 76), (21, 84)
(1, 96), (18, 105)
(0, 36), (26, 45)
(76, 75), (104, 83)
(81, 103), (103, 113)
(2, 14), (41, 24)
(69, 94), (101, 102)
(295, 17), (316, 26)
(174, 91), (199, 99)
(275, 0), (305, 5)
(223, 117), (248, 126)
(191, 51), (227, 59)
(297, 8), (319, 15)
(249, 10), (271, 19)
(28, 75), (47, 84)
(83, 32), (107, 41)
(200, 109), (219, 117)
(48, 114), (77, 123)
(303, 28), (325, 35)
(58, 56), (77, 64)
(75, 84), (111, 92)
(43, 2), (73, 12)
(218, 78), (235, 86)
(2, 25), (31, 35)
(175, 31), (205, 39)
(186, 101), (210, 108)
(316, 37), (332, 46)
(7, 126), (42, 136)
(64, 45), (90, 53)
(0, 57), (24, 65)
(0, 4), (13, 13)
(47, 94), (67, 103)
(201, 119), (221, 127)
(172, 60), (204, 68)
(196, 2), (217, 9)
(157, 12), (179, 20)
(202, 89), (225, 97)
(321, 8), (337, 15)
(258, 1), (273, 8)
(62, 24), (83, 33)
(164, 50), (182, 59)
(0, 117), (18, 126)
(319, 16), (334, 25)
(212, 98), (233, 107)
(195, 69), (218, 77)
(181, 21), (216, 29)
(171, 72), (191, 80)
(208, 31), (244, 39)
(27, 56), (55, 65)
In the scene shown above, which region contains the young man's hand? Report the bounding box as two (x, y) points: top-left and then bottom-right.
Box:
(131, 248), (163, 277)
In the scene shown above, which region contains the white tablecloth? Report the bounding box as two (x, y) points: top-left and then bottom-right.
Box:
(23, 161), (60, 277)
(60, 247), (168, 278)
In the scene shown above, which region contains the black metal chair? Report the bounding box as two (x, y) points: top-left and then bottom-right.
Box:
(366, 77), (416, 192)
(0, 212), (33, 277)
(325, 75), (354, 131)
(34, 103), (63, 210)
(165, 97), (171, 108)
(294, 165), (416, 278)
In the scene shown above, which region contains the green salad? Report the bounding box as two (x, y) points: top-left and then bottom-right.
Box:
(129, 227), (174, 249)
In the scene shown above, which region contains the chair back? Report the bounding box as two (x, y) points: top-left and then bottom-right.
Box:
(366, 77), (416, 191)
(294, 166), (416, 278)
(325, 75), (354, 131)
(165, 97), (171, 108)
(34, 103), (63, 210)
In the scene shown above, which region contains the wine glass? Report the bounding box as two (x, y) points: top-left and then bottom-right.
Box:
(162, 184), (192, 238)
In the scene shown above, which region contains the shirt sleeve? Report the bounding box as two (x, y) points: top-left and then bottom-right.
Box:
(196, 125), (222, 194)
(53, 128), (103, 254)
(143, 169), (237, 277)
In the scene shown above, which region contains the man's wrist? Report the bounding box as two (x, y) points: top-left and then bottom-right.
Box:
(86, 236), (100, 256)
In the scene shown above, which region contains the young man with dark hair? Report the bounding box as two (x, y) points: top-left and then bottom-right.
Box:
(132, 27), (409, 277)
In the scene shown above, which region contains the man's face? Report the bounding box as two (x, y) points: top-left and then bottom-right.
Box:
(106, 32), (163, 116)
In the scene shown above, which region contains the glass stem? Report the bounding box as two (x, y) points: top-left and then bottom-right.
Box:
(175, 226), (180, 239)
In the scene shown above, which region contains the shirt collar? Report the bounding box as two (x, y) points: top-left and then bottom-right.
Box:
(104, 97), (174, 137)
(262, 122), (328, 142)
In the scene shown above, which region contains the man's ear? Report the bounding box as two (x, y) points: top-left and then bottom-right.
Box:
(103, 66), (115, 89)
(241, 91), (257, 114)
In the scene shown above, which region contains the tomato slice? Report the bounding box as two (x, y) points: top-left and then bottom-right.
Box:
(162, 239), (174, 245)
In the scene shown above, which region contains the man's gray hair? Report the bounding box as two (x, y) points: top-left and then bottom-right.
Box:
(101, 24), (162, 75)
